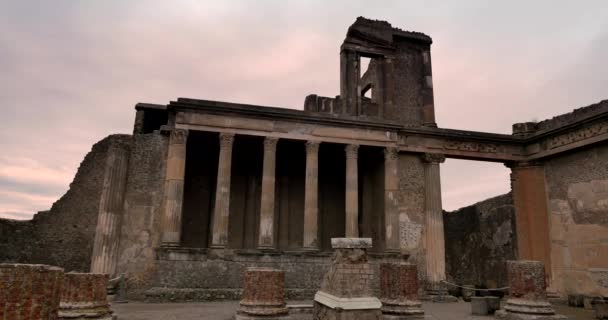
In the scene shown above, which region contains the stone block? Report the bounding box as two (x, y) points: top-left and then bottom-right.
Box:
(486, 296), (501, 314)
(0, 263), (64, 320)
(593, 298), (608, 319)
(331, 237), (372, 249)
(471, 297), (488, 315)
(59, 273), (115, 320)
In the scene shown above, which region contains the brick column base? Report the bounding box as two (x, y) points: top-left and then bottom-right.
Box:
(236, 268), (289, 320)
(59, 273), (115, 320)
(380, 262), (424, 319)
(496, 260), (567, 320)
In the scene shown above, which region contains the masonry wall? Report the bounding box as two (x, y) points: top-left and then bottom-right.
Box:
(443, 193), (517, 290)
(116, 132), (168, 299)
(0, 134), (131, 272)
(544, 143), (608, 298)
(395, 153), (427, 282)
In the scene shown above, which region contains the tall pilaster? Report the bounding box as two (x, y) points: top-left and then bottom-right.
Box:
(160, 129), (189, 247)
(211, 132), (235, 248)
(384, 147), (399, 252)
(507, 161), (552, 283)
(345, 144), (359, 237)
(90, 145), (129, 275)
(422, 153), (447, 294)
(258, 137), (278, 249)
(303, 141), (320, 250)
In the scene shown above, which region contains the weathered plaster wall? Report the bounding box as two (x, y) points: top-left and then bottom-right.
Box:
(395, 153), (427, 281)
(443, 193), (517, 290)
(0, 134), (131, 272)
(116, 132), (167, 299)
(545, 144), (608, 298)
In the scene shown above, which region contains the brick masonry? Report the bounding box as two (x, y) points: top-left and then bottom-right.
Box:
(0, 264), (64, 320)
(59, 273), (114, 319)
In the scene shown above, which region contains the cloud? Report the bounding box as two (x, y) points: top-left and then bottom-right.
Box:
(0, 1), (607, 219)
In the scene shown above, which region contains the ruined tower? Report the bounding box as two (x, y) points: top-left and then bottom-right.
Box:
(305, 17), (436, 127)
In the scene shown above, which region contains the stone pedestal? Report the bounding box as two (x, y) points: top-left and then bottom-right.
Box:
(313, 238), (382, 320)
(59, 273), (115, 320)
(496, 260), (567, 320)
(236, 268), (289, 320)
(379, 262), (424, 319)
(0, 264), (64, 320)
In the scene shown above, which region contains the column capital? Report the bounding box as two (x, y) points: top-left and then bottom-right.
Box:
(219, 132), (235, 148)
(422, 153), (445, 164)
(169, 129), (189, 145)
(306, 140), (320, 153)
(345, 144), (359, 159)
(263, 136), (279, 151)
(384, 147), (398, 160)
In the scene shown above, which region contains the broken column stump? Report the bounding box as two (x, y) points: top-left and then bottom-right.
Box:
(235, 267), (289, 320)
(496, 260), (567, 320)
(0, 263), (64, 320)
(313, 238), (382, 320)
(379, 262), (424, 319)
(59, 273), (115, 320)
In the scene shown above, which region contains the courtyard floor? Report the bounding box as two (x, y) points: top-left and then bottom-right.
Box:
(112, 300), (596, 320)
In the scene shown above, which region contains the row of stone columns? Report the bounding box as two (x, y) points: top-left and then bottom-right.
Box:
(159, 129), (405, 252)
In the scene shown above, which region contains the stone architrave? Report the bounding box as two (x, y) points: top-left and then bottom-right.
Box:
(345, 144), (360, 238)
(258, 137), (279, 249)
(90, 144), (129, 275)
(160, 129), (189, 247)
(303, 141), (320, 250)
(211, 132), (235, 248)
(384, 147), (399, 252)
(421, 153), (454, 300)
(495, 260), (567, 320)
(235, 268), (289, 320)
(313, 238), (382, 320)
(0, 264), (64, 320)
(59, 273), (115, 320)
(379, 262), (425, 319)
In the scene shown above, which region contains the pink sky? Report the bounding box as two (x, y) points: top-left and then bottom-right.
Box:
(1, 1), (607, 219)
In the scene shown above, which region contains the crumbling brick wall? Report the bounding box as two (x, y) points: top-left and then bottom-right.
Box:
(443, 193), (517, 291)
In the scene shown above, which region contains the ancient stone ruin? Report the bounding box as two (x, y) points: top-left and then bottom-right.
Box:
(379, 262), (425, 319)
(0, 17), (606, 306)
(496, 260), (567, 320)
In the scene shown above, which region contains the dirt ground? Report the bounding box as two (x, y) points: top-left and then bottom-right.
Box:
(112, 300), (596, 320)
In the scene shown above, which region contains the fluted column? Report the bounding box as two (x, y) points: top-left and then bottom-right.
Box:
(384, 147), (399, 252)
(211, 133), (235, 248)
(422, 153), (446, 293)
(258, 137), (278, 249)
(90, 145), (129, 275)
(160, 129), (188, 247)
(303, 141), (320, 250)
(345, 144), (359, 237)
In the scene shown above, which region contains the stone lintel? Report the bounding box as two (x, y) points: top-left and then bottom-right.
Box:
(314, 291), (381, 310)
(331, 237), (372, 249)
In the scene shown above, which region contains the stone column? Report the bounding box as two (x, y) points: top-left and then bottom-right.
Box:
(303, 141), (320, 250)
(384, 147), (400, 252)
(508, 162), (552, 283)
(236, 268), (289, 320)
(345, 144), (359, 238)
(496, 260), (567, 320)
(160, 129), (188, 247)
(258, 137), (278, 249)
(380, 262), (425, 319)
(211, 133), (235, 248)
(0, 264), (64, 320)
(90, 145), (129, 275)
(422, 153), (451, 298)
(59, 273), (114, 320)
